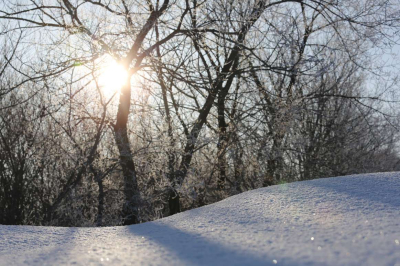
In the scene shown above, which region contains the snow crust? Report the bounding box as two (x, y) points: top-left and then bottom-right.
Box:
(1, 172), (400, 265)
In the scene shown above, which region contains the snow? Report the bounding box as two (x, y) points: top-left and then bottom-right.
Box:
(1, 172), (400, 265)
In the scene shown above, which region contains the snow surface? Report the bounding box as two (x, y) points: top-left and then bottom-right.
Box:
(1, 172), (400, 265)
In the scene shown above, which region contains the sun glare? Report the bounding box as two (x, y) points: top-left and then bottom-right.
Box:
(97, 59), (128, 98)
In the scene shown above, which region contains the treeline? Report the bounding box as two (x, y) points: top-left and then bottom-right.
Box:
(0, 0), (399, 226)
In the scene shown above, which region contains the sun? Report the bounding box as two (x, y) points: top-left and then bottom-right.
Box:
(97, 57), (128, 98)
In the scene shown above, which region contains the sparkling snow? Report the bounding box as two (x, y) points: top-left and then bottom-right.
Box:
(1, 172), (400, 265)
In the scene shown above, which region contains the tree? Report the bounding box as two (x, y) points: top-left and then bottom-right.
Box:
(1, 0), (399, 226)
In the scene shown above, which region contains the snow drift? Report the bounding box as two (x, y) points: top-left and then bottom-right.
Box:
(1, 172), (400, 265)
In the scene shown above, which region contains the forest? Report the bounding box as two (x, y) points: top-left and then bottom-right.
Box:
(0, 0), (400, 226)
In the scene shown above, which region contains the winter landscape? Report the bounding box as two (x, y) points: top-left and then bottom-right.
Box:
(1, 172), (400, 265)
(1, 0), (400, 265)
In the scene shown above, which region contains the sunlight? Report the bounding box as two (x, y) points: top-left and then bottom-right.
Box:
(97, 58), (128, 98)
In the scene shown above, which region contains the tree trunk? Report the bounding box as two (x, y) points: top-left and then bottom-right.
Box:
(92, 169), (104, 227)
(217, 95), (228, 190)
(168, 188), (180, 215)
(114, 78), (141, 225)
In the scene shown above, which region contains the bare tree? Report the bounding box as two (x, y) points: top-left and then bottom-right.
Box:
(1, 0), (399, 226)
